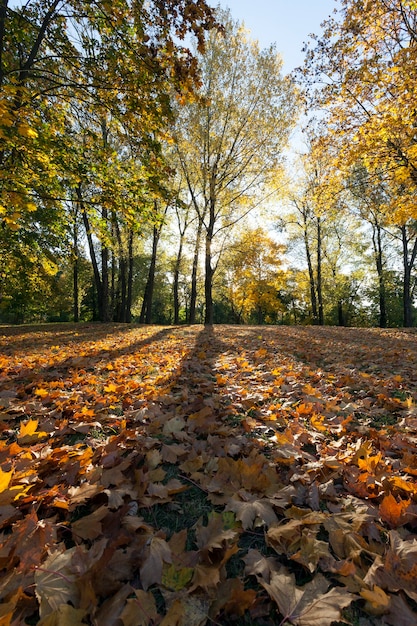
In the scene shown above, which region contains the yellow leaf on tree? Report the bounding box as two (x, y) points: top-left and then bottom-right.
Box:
(17, 124), (38, 139)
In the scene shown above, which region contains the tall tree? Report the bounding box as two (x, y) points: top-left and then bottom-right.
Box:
(0, 0), (219, 321)
(173, 10), (298, 325)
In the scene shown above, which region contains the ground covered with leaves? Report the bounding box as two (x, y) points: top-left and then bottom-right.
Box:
(1, 324), (417, 625)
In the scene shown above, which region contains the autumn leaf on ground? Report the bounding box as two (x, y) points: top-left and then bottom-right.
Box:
(360, 585), (390, 616)
(140, 536), (172, 591)
(260, 566), (355, 626)
(35, 547), (80, 619)
(225, 491), (278, 529)
(379, 492), (413, 528)
(120, 589), (158, 626)
(365, 530), (417, 601)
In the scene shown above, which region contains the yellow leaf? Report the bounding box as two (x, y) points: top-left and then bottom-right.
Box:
(311, 414), (327, 432)
(17, 124), (38, 139)
(19, 419), (39, 437)
(103, 383), (117, 393)
(35, 388), (49, 398)
(0, 468), (13, 493)
(360, 585), (390, 615)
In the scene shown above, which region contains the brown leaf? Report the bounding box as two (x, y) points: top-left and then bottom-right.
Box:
(261, 567), (355, 626)
(209, 577), (257, 618)
(385, 593), (417, 626)
(37, 605), (87, 626)
(93, 584), (133, 626)
(35, 547), (79, 619)
(160, 594), (210, 626)
(71, 506), (109, 541)
(225, 493), (278, 529)
(140, 536), (172, 591)
(120, 589), (158, 626)
(365, 530), (417, 601)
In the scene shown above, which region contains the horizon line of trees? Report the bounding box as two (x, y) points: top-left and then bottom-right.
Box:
(1, 0), (417, 329)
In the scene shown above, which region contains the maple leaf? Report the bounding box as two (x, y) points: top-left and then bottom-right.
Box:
(379, 492), (413, 528)
(195, 512), (239, 564)
(18, 418), (47, 444)
(359, 584), (390, 616)
(261, 566), (355, 625)
(209, 577), (257, 618)
(160, 594), (210, 626)
(37, 605), (87, 625)
(225, 492), (278, 529)
(0, 468), (13, 493)
(71, 505), (109, 541)
(35, 546), (79, 619)
(120, 589), (158, 626)
(140, 536), (172, 591)
(365, 530), (417, 601)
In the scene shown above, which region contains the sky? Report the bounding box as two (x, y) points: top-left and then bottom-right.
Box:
(216, 0), (340, 73)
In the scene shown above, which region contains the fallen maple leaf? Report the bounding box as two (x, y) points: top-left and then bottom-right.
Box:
(360, 584), (390, 616)
(379, 493), (413, 528)
(35, 546), (79, 619)
(120, 589), (158, 626)
(365, 530), (417, 602)
(37, 605), (87, 625)
(261, 567), (355, 626)
(225, 492), (278, 529)
(140, 536), (172, 591)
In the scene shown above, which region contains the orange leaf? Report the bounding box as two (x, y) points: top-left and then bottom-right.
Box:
(379, 493), (412, 528)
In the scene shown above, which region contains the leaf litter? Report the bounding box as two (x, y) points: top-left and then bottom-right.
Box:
(0, 323), (417, 624)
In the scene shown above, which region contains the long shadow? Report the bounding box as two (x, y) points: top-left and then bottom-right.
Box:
(0, 326), (181, 388)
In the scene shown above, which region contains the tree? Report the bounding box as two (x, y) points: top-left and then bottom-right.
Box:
(0, 0), (219, 322)
(173, 10), (298, 325)
(219, 227), (287, 324)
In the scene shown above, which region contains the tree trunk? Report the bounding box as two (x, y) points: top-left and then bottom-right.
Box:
(126, 229), (134, 323)
(173, 235), (184, 324)
(304, 222), (318, 324)
(372, 223), (387, 328)
(78, 185), (105, 320)
(72, 217), (79, 322)
(401, 225), (417, 328)
(189, 217), (203, 324)
(204, 214), (215, 325)
(101, 207), (110, 322)
(317, 217), (324, 325)
(140, 225), (160, 324)
(337, 301), (344, 326)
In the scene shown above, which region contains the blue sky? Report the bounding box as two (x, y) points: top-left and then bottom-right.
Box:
(216, 0), (340, 72)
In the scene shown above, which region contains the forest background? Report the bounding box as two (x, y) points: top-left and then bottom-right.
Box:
(1, 0), (417, 328)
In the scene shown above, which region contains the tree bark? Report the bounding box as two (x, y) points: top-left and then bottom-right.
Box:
(140, 224), (160, 324)
(303, 213), (318, 324)
(78, 185), (104, 320)
(72, 217), (79, 322)
(401, 225), (417, 327)
(189, 217), (203, 324)
(173, 235), (184, 324)
(372, 222), (387, 328)
(317, 216), (324, 325)
(126, 229), (134, 323)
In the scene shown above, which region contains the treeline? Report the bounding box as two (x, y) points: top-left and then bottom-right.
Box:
(1, 1), (416, 328)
